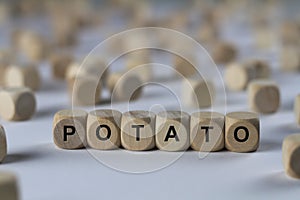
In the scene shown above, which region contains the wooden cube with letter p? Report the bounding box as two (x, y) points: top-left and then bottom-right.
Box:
(225, 112), (260, 152)
(53, 109), (87, 149)
(156, 111), (190, 151)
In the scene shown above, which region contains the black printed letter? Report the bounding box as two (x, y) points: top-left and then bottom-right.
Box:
(63, 126), (76, 141)
(164, 126), (179, 142)
(132, 125), (144, 141)
(234, 126), (249, 142)
(201, 126), (213, 142)
(96, 125), (111, 141)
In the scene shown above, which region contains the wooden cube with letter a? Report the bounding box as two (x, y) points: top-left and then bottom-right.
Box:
(225, 112), (259, 152)
(53, 109), (87, 149)
(87, 109), (121, 150)
(190, 112), (224, 152)
(156, 111), (190, 151)
(121, 111), (155, 151)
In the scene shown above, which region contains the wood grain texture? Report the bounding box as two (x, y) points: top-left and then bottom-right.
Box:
(294, 94), (300, 125)
(87, 109), (121, 150)
(225, 112), (259, 152)
(283, 134), (300, 179)
(5, 65), (41, 91)
(53, 109), (87, 149)
(0, 172), (19, 200)
(190, 112), (224, 152)
(107, 72), (143, 101)
(248, 80), (280, 114)
(182, 78), (215, 108)
(156, 111), (190, 151)
(0, 87), (36, 121)
(0, 125), (7, 163)
(121, 111), (155, 151)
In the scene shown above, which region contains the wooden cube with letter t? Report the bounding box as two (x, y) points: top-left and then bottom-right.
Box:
(121, 111), (155, 151)
(225, 112), (260, 152)
(190, 112), (224, 152)
(53, 109), (87, 149)
(156, 111), (190, 151)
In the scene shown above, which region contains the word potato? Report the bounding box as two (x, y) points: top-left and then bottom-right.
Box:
(53, 109), (260, 153)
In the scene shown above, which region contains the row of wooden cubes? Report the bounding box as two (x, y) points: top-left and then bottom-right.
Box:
(53, 109), (260, 153)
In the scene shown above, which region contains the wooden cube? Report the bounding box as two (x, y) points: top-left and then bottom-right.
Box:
(5, 65), (40, 91)
(0, 64), (8, 86)
(0, 125), (7, 163)
(248, 80), (280, 114)
(50, 53), (73, 79)
(87, 109), (121, 150)
(83, 57), (109, 86)
(0, 50), (12, 86)
(282, 134), (300, 179)
(51, 12), (78, 47)
(107, 72), (143, 101)
(126, 59), (152, 82)
(156, 111), (190, 151)
(17, 30), (47, 62)
(0, 172), (19, 200)
(225, 112), (259, 152)
(173, 55), (197, 78)
(190, 112), (224, 152)
(53, 109), (87, 149)
(197, 22), (219, 45)
(294, 94), (300, 125)
(254, 27), (275, 49)
(224, 60), (270, 91)
(225, 62), (255, 91)
(280, 22), (300, 46)
(246, 60), (271, 79)
(69, 75), (102, 106)
(0, 87), (36, 121)
(65, 62), (81, 81)
(182, 78), (215, 108)
(280, 46), (300, 72)
(66, 60), (109, 87)
(121, 111), (155, 151)
(212, 41), (237, 64)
